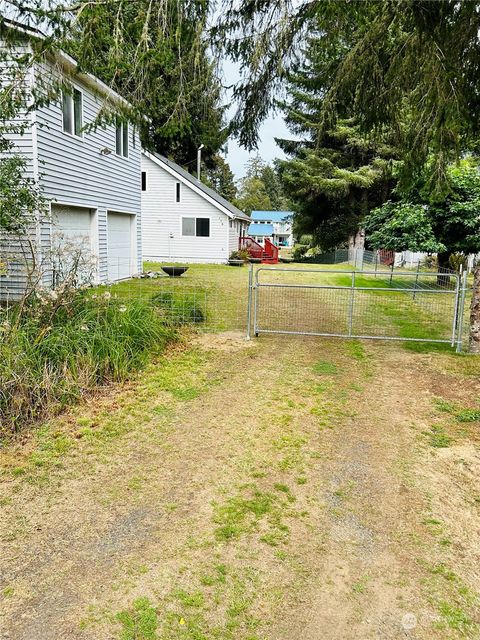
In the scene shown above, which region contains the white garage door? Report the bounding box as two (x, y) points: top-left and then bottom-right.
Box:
(108, 212), (133, 281)
(52, 204), (92, 245)
(51, 205), (95, 284)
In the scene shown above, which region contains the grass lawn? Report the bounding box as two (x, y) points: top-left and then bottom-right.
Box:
(108, 261), (465, 350)
(1, 262), (479, 639)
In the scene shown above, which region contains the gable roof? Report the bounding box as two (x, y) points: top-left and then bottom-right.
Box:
(248, 223), (274, 236)
(143, 150), (250, 222)
(251, 210), (293, 223)
(1, 18), (132, 110)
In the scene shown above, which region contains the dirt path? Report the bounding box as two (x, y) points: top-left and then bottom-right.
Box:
(1, 333), (479, 639)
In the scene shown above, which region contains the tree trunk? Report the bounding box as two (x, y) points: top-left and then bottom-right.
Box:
(469, 264), (480, 353)
(437, 251), (451, 286)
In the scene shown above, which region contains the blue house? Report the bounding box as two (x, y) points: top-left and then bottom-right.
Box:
(248, 211), (294, 247)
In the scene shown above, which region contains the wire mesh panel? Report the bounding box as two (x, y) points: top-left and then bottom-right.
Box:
(255, 285), (351, 336)
(252, 267), (464, 347)
(97, 261), (251, 333)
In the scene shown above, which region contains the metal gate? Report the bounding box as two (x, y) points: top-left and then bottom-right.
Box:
(247, 267), (468, 351)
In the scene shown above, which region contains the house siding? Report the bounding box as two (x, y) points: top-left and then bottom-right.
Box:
(0, 42), (37, 299)
(34, 59), (142, 280)
(141, 154), (230, 264)
(1, 41), (142, 297)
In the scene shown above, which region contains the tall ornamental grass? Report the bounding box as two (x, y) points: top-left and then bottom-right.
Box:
(0, 292), (177, 436)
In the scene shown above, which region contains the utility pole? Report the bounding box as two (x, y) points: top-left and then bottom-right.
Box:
(197, 144), (204, 181)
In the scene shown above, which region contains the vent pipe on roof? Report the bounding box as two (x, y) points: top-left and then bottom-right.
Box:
(197, 144), (204, 181)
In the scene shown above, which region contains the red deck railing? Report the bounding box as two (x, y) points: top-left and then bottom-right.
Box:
(239, 236), (263, 259)
(239, 236), (279, 264)
(264, 238), (279, 263)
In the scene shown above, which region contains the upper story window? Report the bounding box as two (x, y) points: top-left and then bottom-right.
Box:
(175, 182), (181, 203)
(62, 88), (83, 137)
(141, 171), (147, 191)
(116, 120), (129, 157)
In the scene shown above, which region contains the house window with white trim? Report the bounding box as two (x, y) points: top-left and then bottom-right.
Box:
(116, 120), (129, 157)
(62, 88), (83, 137)
(182, 217), (210, 237)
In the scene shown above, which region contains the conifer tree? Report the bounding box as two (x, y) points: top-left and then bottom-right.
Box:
(277, 34), (397, 250)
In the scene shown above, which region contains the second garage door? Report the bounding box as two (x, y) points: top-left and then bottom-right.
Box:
(108, 212), (134, 281)
(51, 205), (95, 284)
(52, 204), (92, 245)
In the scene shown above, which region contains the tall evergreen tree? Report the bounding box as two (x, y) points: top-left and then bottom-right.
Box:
(261, 164), (291, 211)
(217, 1), (480, 192)
(67, 0), (226, 168)
(236, 155), (291, 213)
(235, 176), (272, 215)
(203, 155), (237, 202)
(277, 33), (397, 250)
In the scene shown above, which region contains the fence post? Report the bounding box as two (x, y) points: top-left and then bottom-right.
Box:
(348, 270), (356, 336)
(413, 261), (420, 300)
(253, 267), (259, 337)
(374, 251), (378, 278)
(456, 270), (468, 353)
(246, 262), (253, 339)
(389, 261), (394, 286)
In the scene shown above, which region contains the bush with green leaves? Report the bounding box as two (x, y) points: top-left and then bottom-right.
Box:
(292, 244), (309, 262)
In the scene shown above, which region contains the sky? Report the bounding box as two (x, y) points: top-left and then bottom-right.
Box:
(221, 58), (291, 180)
(225, 115), (291, 180)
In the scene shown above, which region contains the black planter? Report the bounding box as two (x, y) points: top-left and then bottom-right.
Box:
(228, 259), (245, 267)
(161, 266), (189, 277)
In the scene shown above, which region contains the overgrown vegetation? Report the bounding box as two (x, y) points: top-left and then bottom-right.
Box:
(0, 291), (176, 436)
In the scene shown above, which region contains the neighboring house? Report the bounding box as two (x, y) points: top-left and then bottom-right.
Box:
(0, 21), (142, 299)
(248, 211), (294, 247)
(141, 151), (251, 264)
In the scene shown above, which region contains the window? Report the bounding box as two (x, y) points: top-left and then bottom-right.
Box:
(175, 182), (181, 203)
(62, 88), (82, 137)
(196, 218), (210, 237)
(141, 171), (147, 191)
(182, 217), (195, 236)
(182, 217), (210, 238)
(115, 120), (129, 157)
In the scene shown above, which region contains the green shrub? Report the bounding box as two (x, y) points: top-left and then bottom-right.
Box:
(229, 249), (249, 260)
(0, 294), (175, 435)
(292, 244), (308, 262)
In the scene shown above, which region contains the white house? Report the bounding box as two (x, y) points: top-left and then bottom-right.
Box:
(248, 211), (294, 247)
(141, 151), (251, 263)
(0, 21), (142, 298)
